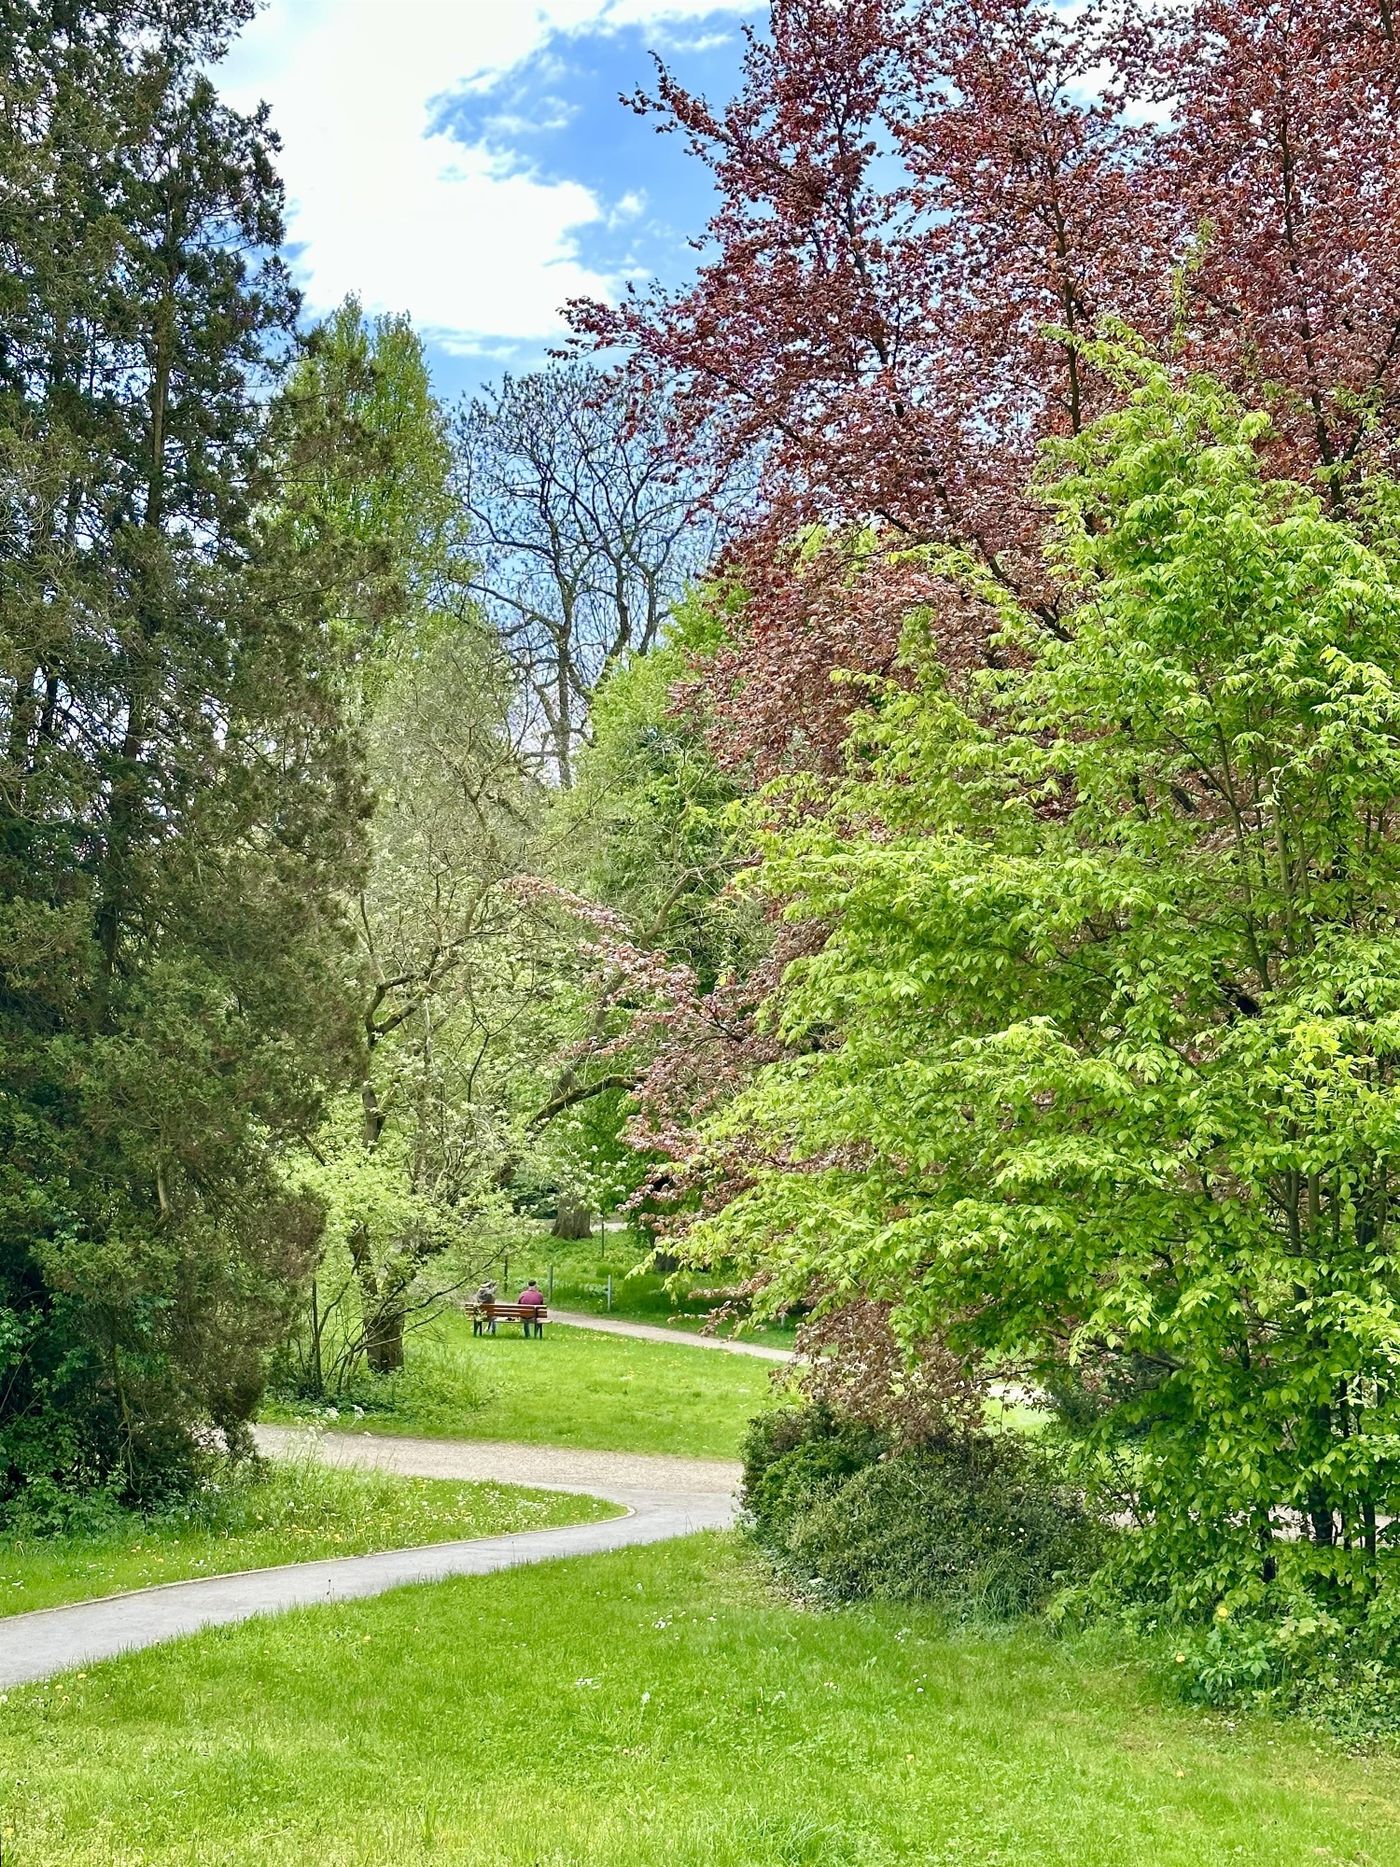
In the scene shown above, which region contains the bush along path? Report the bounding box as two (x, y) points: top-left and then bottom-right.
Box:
(0, 1430), (738, 1689)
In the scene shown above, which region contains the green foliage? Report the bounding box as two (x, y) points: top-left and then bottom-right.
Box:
(525, 1226), (797, 1342)
(529, 1086), (649, 1227)
(741, 1405), (886, 1546)
(319, 618), (559, 1380)
(270, 1321), (488, 1424)
(275, 303), (556, 1390)
(743, 1407), (1101, 1617)
(563, 596), (759, 993)
(272, 295), (470, 695)
(699, 352), (1400, 1628)
(0, 3), (364, 1509)
(787, 1446), (1103, 1619)
(533, 586), (768, 1227)
(1129, 1573), (1400, 1740)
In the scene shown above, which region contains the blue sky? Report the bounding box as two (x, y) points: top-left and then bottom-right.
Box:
(220, 2), (765, 402)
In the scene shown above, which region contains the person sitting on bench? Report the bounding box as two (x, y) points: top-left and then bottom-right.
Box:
(472, 1280), (497, 1335)
(518, 1279), (545, 1337)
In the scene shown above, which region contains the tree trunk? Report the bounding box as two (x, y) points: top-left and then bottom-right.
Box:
(307, 1276), (325, 1398)
(364, 1304), (405, 1375)
(348, 1218), (406, 1376)
(1308, 1498), (1337, 1547)
(552, 1195), (592, 1240)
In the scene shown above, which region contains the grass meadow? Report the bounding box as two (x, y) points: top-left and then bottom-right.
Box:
(525, 1229), (800, 1350)
(268, 1310), (780, 1461)
(0, 1457), (614, 1616)
(3, 1535), (1397, 1867)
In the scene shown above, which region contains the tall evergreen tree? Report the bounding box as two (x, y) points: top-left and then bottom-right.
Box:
(0, 2), (364, 1509)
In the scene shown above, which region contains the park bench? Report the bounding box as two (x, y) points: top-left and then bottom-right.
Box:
(470, 1301), (547, 1338)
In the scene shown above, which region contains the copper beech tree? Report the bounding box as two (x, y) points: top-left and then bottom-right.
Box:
(557, 0), (1400, 1430)
(571, 0), (1400, 773)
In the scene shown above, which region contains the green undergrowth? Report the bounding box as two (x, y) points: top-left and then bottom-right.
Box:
(0, 1456), (614, 1616)
(4, 1536), (1398, 1865)
(267, 1311), (781, 1461)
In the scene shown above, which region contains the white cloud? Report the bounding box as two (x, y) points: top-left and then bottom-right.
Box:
(652, 27), (737, 51)
(481, 100), (581, 138)
(219, 0), (755, 354)
(609, 188), (647, 226)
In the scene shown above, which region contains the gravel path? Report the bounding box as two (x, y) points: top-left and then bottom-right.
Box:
(254, 1424), (743, 1499)
(548, 1309), (794, 1362)
(0, 1428), (739, 1690)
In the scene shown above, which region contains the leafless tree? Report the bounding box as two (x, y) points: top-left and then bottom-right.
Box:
(456, 362), (722, 787)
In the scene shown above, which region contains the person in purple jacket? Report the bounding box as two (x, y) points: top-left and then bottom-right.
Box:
(518, 1280), (545, 1338)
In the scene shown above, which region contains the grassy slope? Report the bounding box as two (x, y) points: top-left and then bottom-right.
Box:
(269, 1311), (781, 1461)
(4, 1536), (1396, 1867)
(0, 1460), (614, 1616)
(532, 1229), (799, 1349)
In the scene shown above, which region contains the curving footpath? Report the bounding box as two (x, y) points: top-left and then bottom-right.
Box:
(548, 1309), (794, 1363)
(0, 1428), (739, 1690)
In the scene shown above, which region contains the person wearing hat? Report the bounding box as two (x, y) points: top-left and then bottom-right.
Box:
(472, 1278), (498, 1335)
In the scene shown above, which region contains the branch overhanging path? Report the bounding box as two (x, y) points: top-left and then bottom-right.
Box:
(0, 1430), (739, 1689)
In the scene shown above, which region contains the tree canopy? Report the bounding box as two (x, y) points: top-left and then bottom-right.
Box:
(8, 0), (1400, 1665)
(0, 0), (363, 1502)
(573, 0), (1400, 771)
(684, 356), (1400, 1616)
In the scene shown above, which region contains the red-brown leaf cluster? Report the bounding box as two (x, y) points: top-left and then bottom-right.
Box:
(560, 2), (1400, 1395)
(793, 1300), (994, 1447)
(570, 0), (1400, 768)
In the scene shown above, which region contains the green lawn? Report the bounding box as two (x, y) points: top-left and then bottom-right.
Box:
(4, 1535), (1397, 1866)
(269, 1311), (781, 1461)
(498, 1224), (800, 1349)
(0, 1457), (614, 1616)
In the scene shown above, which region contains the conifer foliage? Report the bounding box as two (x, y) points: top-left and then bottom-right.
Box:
(0, 2), (363, 1508)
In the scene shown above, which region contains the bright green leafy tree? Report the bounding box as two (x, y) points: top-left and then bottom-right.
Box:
(539, 588), (764, 1234)
(696, 352), (1400, 1621)
(272, 304), (579, 1386)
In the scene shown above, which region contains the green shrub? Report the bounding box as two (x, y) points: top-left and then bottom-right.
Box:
(741, 1405), (886, 1547)
(742, 1405), (1103, 1618)
(1146, 1575), (1400, 1741)
(267, 1335), (486, 1430)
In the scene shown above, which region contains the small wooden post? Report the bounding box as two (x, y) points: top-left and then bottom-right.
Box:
(548, 1264), (554, 1300)
(606, 1273), (613, 1313)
